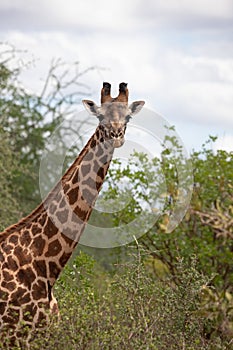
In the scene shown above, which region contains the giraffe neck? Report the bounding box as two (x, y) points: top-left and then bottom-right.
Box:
(42, 125), (114, 283)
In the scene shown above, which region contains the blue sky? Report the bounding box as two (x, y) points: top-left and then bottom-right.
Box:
(0, 0), (232, 153)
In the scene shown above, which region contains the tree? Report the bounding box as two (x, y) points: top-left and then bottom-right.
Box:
(100, 136), (233, 341)
(0, 127), (25, 229)
(0, 44), (94, 219)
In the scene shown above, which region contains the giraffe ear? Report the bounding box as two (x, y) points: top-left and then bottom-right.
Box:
(129, 101), (145, 116)
(82, 100), (99, 116)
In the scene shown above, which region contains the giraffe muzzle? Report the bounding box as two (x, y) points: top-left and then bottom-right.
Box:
(110, 131), (125, 148)
(113, 138), (125, 148)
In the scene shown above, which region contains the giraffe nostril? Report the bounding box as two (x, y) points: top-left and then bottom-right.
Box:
(110, 131), (115, 138)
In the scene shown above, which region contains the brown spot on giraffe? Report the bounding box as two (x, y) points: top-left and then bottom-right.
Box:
(23, 303), (37, 322)
(44, 218), (58, 239)
(14, 246), (32, 265)
(57, 209), (69, 224)
(2, 243), (13, 254)
(39, 213), (47, 226)
(11, 287), (28, 305)
(3, 270), (13, 282)
(71, 170), (80, 184)
(32, 224), (41, 235)
(31, 279), (47, 300)
(84, 151), (94, 161)
(6, 256), (19, 272)
(45, 240), (62, 257)
(9, 235), (19, 245)
(1, 281), (16, 292)
(81, 163), (91, 177)
(97, 166), (105, 180)
(0, 301), (7, 314)
(31, 235), (46, 256)
(59, 197), (66, 209)
(82, 177), (96, 189)
(33, 260), (47, 277)
(90, 138), (97, 148)
(74, 206), (87, 221)
(82, 188), (96, 205)
(59, 251), (71, 266)
(67, 187), (79, 205)
(2, 307), (20, 324)
(49, 202), (57, 215)
(49, 261), (60, 281)
(16, 267), (36, 289)
(19, 230), (31, 246)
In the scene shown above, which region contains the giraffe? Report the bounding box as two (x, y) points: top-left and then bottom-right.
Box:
(0, 82), (145, 346)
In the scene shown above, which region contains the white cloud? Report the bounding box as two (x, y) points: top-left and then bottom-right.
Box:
(0, 0), (233, 151)
(153, 53), (233, 127)
(138, 0), (233, 30)
(0, 0), (232, 33)
(213, 134), (233, 152)
(0, 0), (139, 32)
(3, 30), (160, 98)
(2, 29), (233, 128)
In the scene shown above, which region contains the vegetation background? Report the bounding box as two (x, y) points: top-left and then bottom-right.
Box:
(0, 46), (232, 349)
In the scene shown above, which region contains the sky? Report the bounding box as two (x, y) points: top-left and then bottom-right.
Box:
(0, 0), (233, 153)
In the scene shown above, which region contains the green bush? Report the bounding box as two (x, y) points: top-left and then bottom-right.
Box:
(23, 251), (230, 350)
(99, 136), (233, 345)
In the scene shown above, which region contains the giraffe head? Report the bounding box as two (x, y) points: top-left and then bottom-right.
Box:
(83, 82), (145, 148)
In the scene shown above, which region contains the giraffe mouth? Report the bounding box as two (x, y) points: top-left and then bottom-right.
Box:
(112, 138), (125, 148)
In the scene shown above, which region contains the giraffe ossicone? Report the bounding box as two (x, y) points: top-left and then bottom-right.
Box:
(0, 82), (145, 346)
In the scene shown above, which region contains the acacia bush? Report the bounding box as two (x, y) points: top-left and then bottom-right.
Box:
(99, 136), (233, 345)
(17, 251), (228, 350)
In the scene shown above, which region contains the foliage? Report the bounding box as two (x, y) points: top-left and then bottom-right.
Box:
(0, 44), (93, 219)
(6, 251), (225, 349)
(3, 252), (232, 350)
(100, 135), (233, 344)
(0, 127), (26, 229)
